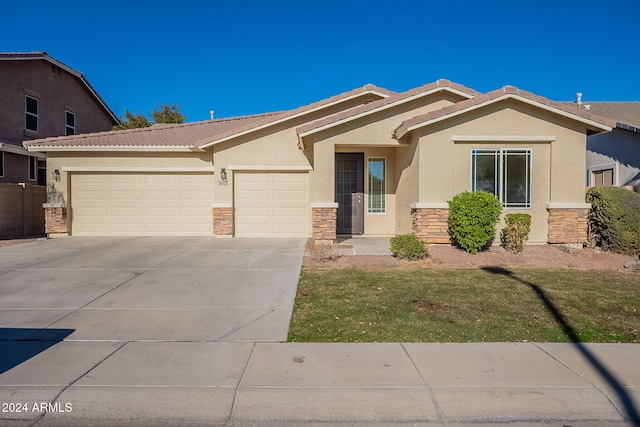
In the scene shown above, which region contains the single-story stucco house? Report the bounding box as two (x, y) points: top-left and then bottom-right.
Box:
(24, 79), (616, 245)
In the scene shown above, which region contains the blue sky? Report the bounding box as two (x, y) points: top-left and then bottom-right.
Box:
(3, 0), (639, 122)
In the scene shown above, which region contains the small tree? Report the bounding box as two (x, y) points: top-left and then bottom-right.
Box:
(152, 104), (186, 124)
(113, 109), (151, 130)
(448, 191), (502, 254)
(113, 104), (186, 131)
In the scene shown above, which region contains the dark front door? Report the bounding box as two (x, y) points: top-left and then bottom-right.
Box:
(335, 153), (364, 234)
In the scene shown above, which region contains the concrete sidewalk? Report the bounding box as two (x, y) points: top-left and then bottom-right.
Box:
(1, 342), (638, 426)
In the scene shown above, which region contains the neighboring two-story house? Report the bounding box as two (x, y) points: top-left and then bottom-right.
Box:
(583, 102), (640, 190)
(0, 52), (119, 185)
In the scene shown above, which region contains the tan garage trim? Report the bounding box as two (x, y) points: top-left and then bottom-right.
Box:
(71, 173), (214, 236)
(234, 172), (309, 237)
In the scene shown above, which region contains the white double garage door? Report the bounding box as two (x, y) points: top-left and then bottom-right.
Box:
(70, 172), (309, 237)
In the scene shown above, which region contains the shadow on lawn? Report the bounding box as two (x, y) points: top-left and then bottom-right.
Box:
(482, 266), (639, 426)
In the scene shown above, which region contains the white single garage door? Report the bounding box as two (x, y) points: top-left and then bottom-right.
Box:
(71, 173), (214, 236)
(234, 172), (309, 237)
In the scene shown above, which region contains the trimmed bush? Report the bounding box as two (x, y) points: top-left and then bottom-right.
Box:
(502, 213), (531, 253)
(390, 234), (429, 260)
(586, 187), (640, 255)
(448, 191), (502, 254)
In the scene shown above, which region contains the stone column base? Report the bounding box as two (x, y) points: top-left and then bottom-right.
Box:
(547, 203), (590, 245)
(411, 205), (451, 244)
(43, 203), (68, 235)
(212, 206), (234, 236)
(312, 204), (337, 241)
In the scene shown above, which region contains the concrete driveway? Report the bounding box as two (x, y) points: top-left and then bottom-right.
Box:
(0, 236), (305, 343)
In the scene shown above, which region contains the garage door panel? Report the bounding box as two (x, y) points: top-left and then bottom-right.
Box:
(272, 207), (305, 216)
(145, 191), (178, 200)
(145, 175), (179, 184)
(273, 173), (306, 183)
(75, 190), (109, 200)
(71, 173), (213, 236)
(111, 191), (144, 200)
(273, 223), (306, 233)
(111, 207), (144, 216)
(75, 175), (108, 184)
(235, 172), (309, 237)
(179, 206), (211, 216)
(180, 190), (212, 199)
(273, 190), (306, 200)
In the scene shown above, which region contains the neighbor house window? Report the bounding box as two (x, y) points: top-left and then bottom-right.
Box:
(592, 168), (614, 186)
(368, 157), (386, 213)
(65, 110), (75, 135)
(472, 148), (531, 208)
(29, 156), (36, 181)
(25, 95), (39, 132)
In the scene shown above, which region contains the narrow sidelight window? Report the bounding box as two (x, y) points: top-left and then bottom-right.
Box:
(368, 157), (386, 213)
(472, 148), (531, 208)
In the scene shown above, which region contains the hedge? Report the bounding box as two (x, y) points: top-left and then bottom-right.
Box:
(586, 187), (640, 256)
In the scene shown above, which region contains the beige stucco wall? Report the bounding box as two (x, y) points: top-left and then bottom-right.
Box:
(415, 100), (590, 243)
(309, 94), (465, 235)
(212, 123), (311, 206)
(394, 132), (420, 234)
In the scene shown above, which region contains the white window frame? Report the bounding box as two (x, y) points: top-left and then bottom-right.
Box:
(471, 148), (532, 209)
(587, 163), (617, 187)
(65, 110), (76, 136)
(367, 157), (386, 214)
(25, 95), (39, 132)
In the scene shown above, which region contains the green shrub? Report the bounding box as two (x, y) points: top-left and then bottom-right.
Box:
(448, 191), (502, 254)
(502, 213), (531, 253)
(586, 187), (640, 255)
(389, 234), (429, 260)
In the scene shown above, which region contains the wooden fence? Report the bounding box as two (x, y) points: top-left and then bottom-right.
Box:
(0, 183), (46, 239)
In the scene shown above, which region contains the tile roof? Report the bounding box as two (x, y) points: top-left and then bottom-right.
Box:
(196, 84), (393, 148)
(394, 86), (617, 139)
(565, 102), (640, 131)
(25, 84), (393, 151)
(1, 51), (119, 125)
(296, 79), (479, 137)
(23, 112), (282, 150)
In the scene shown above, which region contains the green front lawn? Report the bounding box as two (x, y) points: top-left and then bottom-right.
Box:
(288, 268), (640, 343)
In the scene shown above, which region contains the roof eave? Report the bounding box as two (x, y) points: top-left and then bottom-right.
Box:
(297, 86), (476, 139)
(399, 94), (614, 138)
(25, 145), (196, 153)
(197, 88), (391, 149)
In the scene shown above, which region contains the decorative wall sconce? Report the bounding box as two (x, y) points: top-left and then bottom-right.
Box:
(220, 167), (227, 183)
(53, 169), (61, 182)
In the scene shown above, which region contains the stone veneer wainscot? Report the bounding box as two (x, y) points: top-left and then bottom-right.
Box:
(43, 203), (68, 235)
(212, 204), (234, 236)
(546, 203), (590, 245)
(311, 203), (337, 241)
(411, 203), (451, 244)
